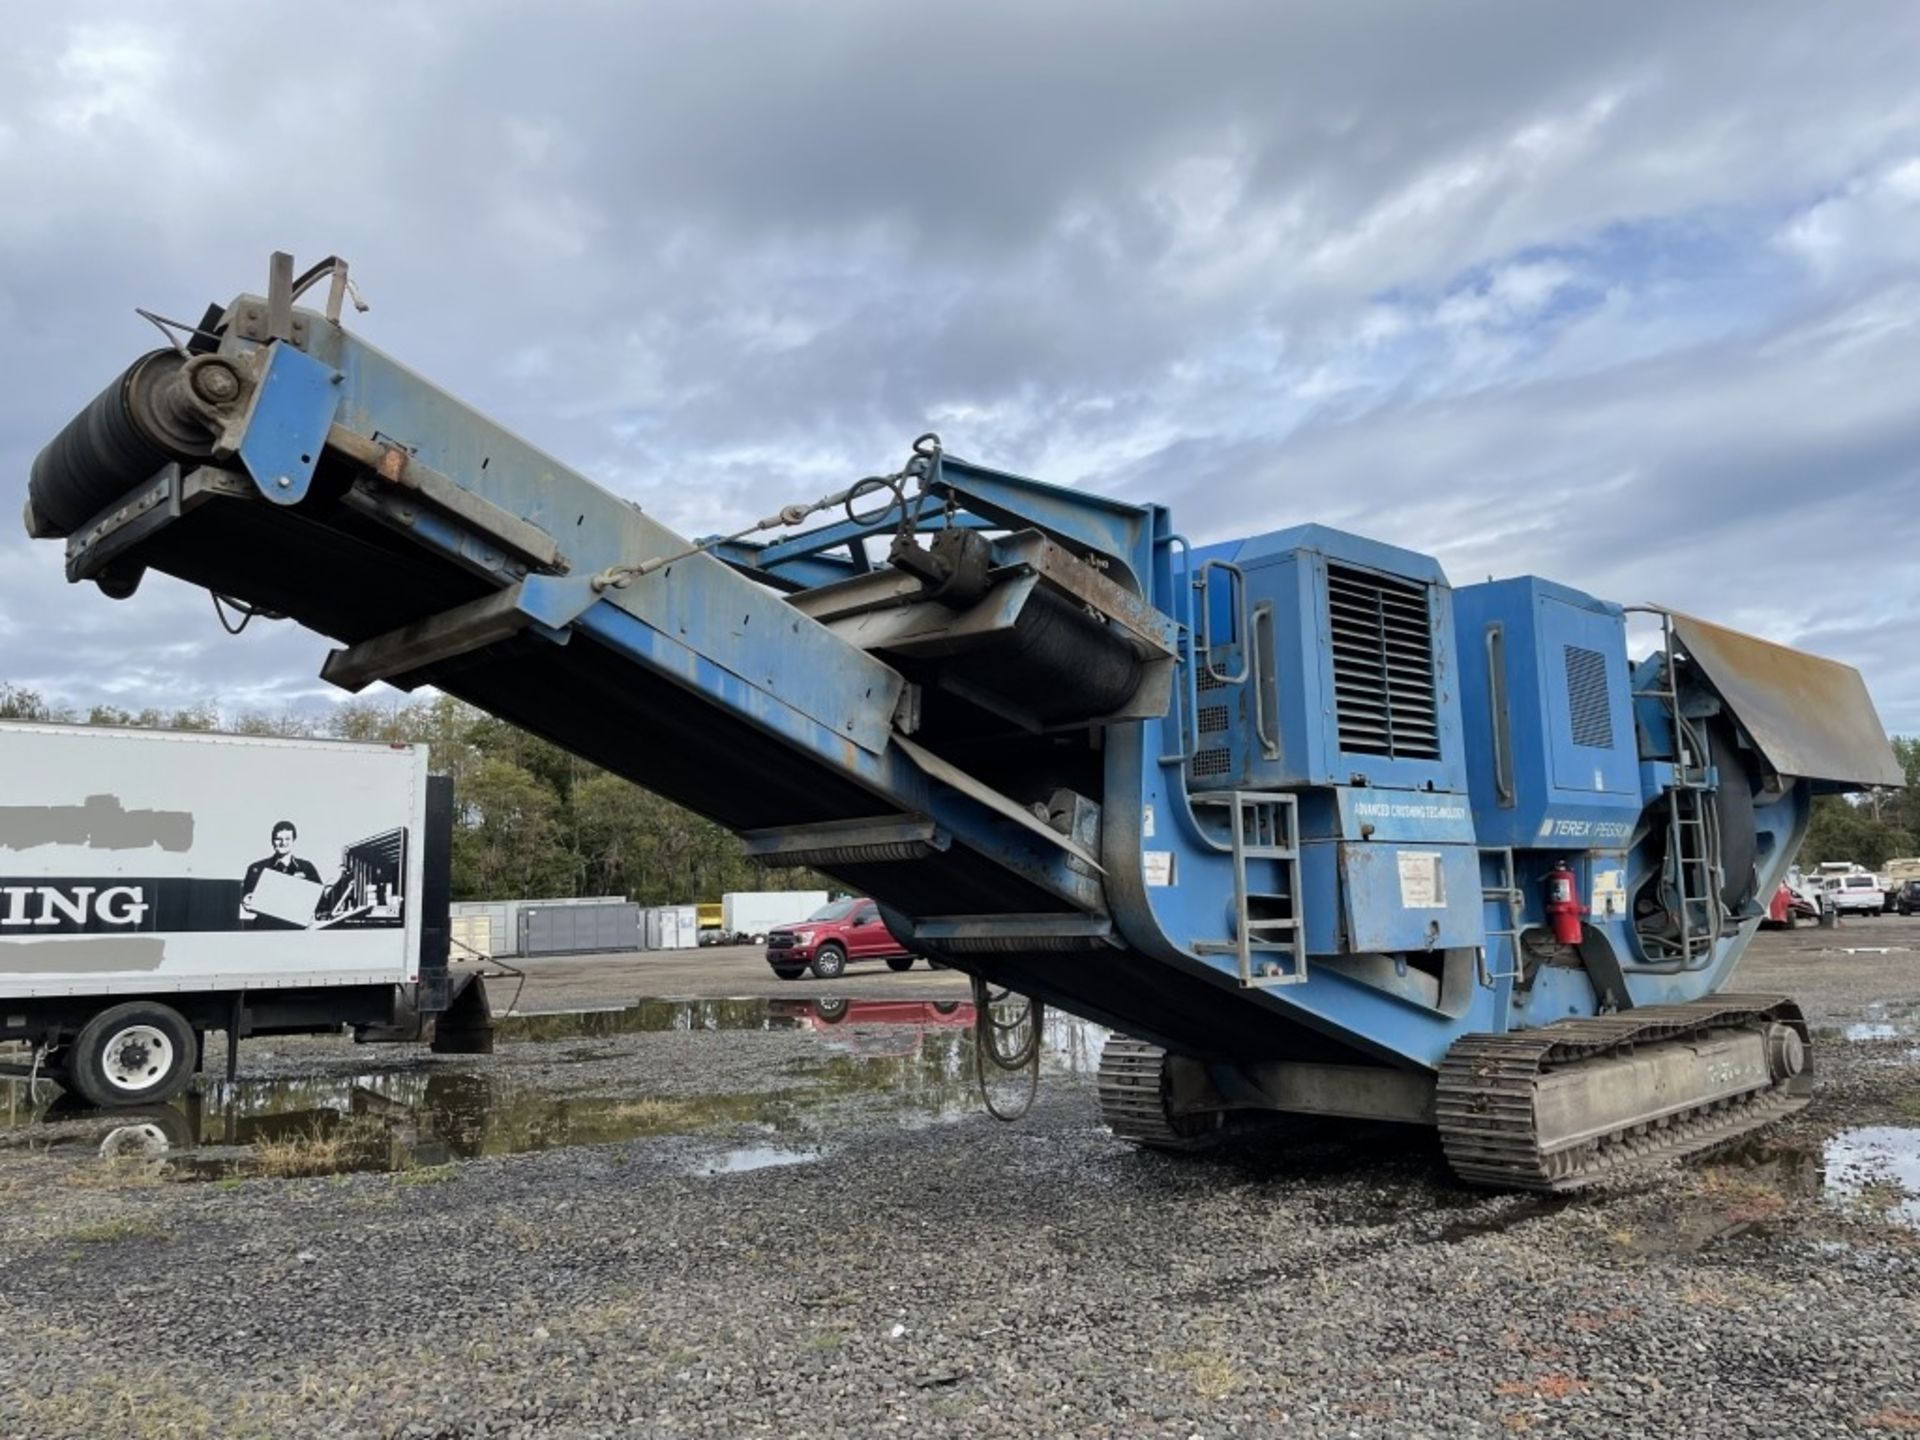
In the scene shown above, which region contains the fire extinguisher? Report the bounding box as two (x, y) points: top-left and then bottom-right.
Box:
(1545, 861), (1584, 946)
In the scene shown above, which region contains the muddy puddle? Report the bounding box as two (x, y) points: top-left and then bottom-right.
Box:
(1684, 1127), (1920, 1238)
(1825, 1127), (1920, 1224)
(0, 998), (1104, 1181)
(693, 1145), (822, 1176)
(1836, 999), (1920, 1043)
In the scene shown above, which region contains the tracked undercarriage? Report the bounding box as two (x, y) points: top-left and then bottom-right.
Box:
(1100, 995), (1811, 1191)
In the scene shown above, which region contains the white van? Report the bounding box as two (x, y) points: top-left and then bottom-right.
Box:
(1822, 872), (1885, 918)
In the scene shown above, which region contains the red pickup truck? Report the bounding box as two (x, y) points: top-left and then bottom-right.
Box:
(765, 897), (922, 980)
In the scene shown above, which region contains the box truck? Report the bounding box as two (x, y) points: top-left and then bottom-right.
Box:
(720, 890), (827, 943)
(695, 901), (724, 944)
(0, 721), (489, 1108)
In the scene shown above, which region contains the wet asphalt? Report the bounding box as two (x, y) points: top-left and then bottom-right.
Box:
(2, 925), (1919, 1438)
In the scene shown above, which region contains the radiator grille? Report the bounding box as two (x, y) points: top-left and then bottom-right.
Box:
(1198, 704), (1231, 736)
(1564, 645), (1613, 748)
(1327, 563), (1440, 760)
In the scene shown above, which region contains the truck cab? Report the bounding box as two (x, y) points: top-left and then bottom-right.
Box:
(765, 898), (922, 980)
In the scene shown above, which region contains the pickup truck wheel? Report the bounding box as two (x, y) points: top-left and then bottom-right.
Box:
(67, 1001), (196, 1109)
(772, 968), (805, 981)
(810, 944), (847, 981)
(885, 956), (915, 973)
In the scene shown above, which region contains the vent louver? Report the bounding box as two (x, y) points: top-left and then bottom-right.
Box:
(1564, 645), (1613, 748)
(1327, 563), (1440, 760)
(1191, 747), (1232, 778)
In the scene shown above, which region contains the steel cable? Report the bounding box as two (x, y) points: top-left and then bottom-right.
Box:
(590, 433), (944, 593)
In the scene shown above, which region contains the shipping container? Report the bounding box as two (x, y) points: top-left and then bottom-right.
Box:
(448, 895), (624, 958)
(519, 901), (642, 956)
(449, 914), (494, 959)
(645, 904), (698, 950)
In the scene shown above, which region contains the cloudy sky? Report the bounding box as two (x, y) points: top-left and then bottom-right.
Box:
(2, 2), (1917, 732)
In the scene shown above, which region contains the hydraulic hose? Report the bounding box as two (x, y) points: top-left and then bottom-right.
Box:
(971, 974), (1044, 1121)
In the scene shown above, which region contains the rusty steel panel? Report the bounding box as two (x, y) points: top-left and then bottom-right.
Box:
(1669, 612), (1902, 787)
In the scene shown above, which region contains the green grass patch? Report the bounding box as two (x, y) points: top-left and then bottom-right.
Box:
(395, 1163), (457, 1188)
(65, 1215), (169, 1244)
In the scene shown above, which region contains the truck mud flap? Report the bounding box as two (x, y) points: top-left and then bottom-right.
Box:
(430, 973), (494, 1055)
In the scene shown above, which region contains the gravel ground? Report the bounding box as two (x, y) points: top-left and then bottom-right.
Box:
(2, 921), (1919, 1438)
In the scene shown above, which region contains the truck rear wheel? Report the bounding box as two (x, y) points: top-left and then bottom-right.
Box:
(66, 1001), (197, 1109)
(885, 956), (915, 973)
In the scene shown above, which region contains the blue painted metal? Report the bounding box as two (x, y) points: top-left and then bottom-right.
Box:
(1452, 578), (1642, 852)
(235, 342), (341, 504)
(307, 324), (912, 760)
(708, 511), (1000, 591)
(931, 455), (1159, 591)
(1176, 528), (1471, 795)
(706, 540), (864, 591)
(567, 599), (1105, 914)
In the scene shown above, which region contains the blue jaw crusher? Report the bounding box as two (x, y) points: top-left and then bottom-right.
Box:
(26, 255), (1900, 1188)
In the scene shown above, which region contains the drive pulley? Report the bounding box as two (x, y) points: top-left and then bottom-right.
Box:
(25, 344), (265, 547)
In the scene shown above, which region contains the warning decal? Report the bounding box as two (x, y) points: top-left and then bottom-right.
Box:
(1397, 851), (1445, 908)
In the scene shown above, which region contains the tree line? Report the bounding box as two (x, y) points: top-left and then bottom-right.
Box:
(1802, 735), (1920, 870)
(0, 683), (827, 905)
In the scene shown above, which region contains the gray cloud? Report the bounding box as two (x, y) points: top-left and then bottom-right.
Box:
(1, 2), (1917, 730)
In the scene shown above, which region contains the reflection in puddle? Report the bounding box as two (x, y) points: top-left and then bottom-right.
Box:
(693, 1146), (820, 1176)
(1841, 1001), (1920, 1042)
(496, 997), (815, 1039)
(1826, 1127), (1920, 1225)
(1699, 1127), (1920, 1232)
(0, 998), (1105, 1181)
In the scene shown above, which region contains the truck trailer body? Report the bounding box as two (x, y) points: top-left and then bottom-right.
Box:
(21, 254), (1902, 1185)
(0, 718), (488, 1106)
(722, 891), (830, 943)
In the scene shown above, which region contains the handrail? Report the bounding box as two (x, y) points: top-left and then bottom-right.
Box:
(1196, 558), (1249, 685)
(1156, 532), (1200, 764)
